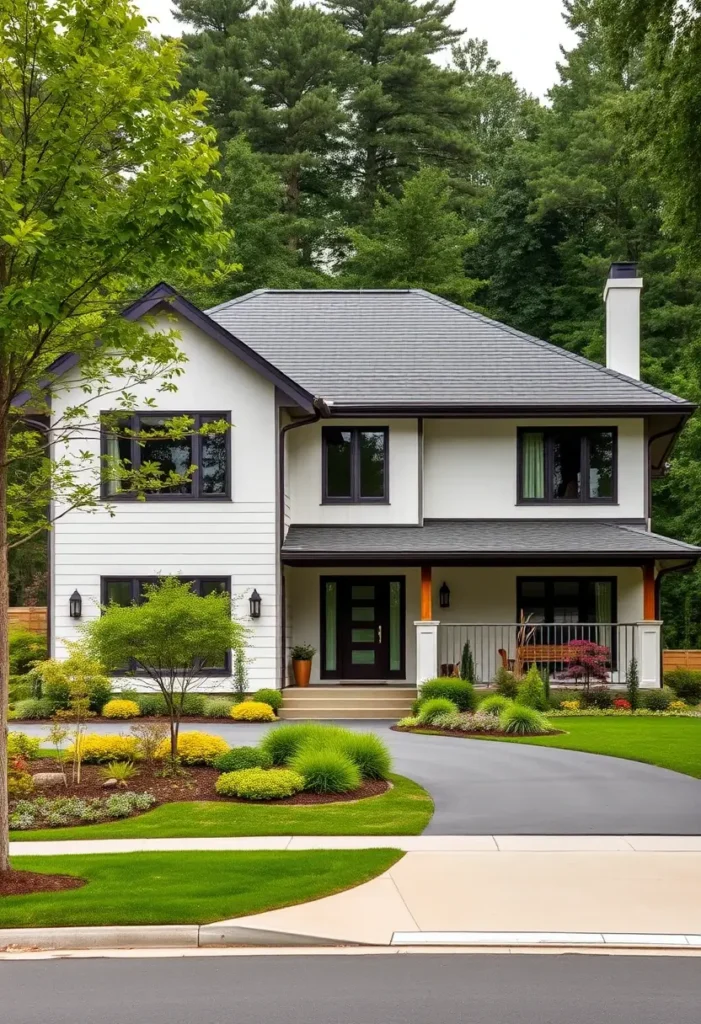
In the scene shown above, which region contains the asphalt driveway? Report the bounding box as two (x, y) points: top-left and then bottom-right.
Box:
(16, 719), (701, 835)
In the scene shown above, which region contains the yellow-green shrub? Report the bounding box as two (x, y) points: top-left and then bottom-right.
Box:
(230, 701), (276, 722)
(155, 731), (229, 765)
(71, 734), (140, 763)
(215, 767), (304, 800)
(102, 698), (140, 719)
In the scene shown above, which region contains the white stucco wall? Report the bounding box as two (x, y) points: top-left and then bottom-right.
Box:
(287, 418), (420, 525)
(423, 418), (646, 519)
(51, 312), (279, 691)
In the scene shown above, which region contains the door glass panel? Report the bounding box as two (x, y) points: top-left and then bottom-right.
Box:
(351, 585), (375, 599)
(352, 650), (375, 665)
(352, 606), (374, 621)
(352, 628), (374, 643)
(324, 582), (337, 672)
(389, 581), (401, 672)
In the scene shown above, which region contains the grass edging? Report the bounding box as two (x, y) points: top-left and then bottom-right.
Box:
(0, 849), (404, 928)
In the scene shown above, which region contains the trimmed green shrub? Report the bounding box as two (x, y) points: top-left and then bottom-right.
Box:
(581, 685), (614, 709)
(9, 627), (47, 675)
(664, 669), (701, 704)
(479, 694), (512, 717)
(43, 677), (71, 712)
(136, 693), (168, 717)
(418, 697), (458, 724)
(103, 698), (140, 719)
(213, 746), (273, 773)
(252, 688), (283, 712)
(420, 678), (477, 712)
(215, 768), (304, 800)
(515, 666), (548, 711)
(335, 731), (392, 780)
(642, 686), (676, 711)
(89, 678), (113, 714)
(493, 666), (518, 699)
(499, 704), (551, 735)
(203, 696), (235, 717)
(117, 687), (139, 702)
(12, 697), (52, 719)
(174, 693), (206, 716)
(8, 732), (41, 759)
(291, 746), (361, 793)
(8, 677), (32, 703)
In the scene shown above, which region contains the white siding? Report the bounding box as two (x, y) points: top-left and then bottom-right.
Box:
(287, 418), (420, 525)
(423, 418), (645, 520)
(51, 312), (278, 691)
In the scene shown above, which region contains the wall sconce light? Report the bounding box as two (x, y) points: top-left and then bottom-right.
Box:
(249, 589), (262, 619)
(69, 590), (83, 619)
(439, 582), (450, 609)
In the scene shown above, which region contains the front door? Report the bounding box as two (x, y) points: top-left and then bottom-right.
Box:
(320, 576), (405, 680)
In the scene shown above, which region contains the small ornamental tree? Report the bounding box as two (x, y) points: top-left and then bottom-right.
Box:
(83, 578), (247, 768)
(626, 656), (640, 712)
(557, 640), (611, 691)
(46, 645), (107, 784)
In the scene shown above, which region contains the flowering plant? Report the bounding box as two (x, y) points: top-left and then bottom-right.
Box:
(613, 698), (631, 709)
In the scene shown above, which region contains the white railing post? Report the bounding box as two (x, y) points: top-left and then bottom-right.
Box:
(415, 620), (439, 686)
(636, 621), (663, 689)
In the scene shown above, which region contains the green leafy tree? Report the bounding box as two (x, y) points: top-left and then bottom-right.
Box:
(0, 0), (228, 871)
(83, 578), (247, 767)
(342, 167), (482, 304)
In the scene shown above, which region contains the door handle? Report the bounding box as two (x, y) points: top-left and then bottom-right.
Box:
(377, 625), (382, 644)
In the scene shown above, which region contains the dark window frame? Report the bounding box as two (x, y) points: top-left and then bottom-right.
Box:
(321, 426), (389, 504)
(517, 426), (618, 505)
(516, 575), (618, 624)
(100, 411), (231, 501)
(101, 575), (232, 676)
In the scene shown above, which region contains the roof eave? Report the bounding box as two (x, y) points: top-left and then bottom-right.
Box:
(325, 402), (697, 418)
(281, 549), (701, 565)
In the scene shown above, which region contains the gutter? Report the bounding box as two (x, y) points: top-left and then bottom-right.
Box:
(278, 397), (330, 688)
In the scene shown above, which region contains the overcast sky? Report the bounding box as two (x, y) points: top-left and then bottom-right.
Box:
(137, 0), (577, 99)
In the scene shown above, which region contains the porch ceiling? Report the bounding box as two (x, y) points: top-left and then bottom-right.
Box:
(281, 519), (701, 566)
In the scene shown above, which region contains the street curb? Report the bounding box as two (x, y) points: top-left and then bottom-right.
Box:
(0, 925), (354, 951)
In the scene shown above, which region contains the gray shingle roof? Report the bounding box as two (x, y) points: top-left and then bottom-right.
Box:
(282, 519), (701, 560)
(207, 289), (690, 411)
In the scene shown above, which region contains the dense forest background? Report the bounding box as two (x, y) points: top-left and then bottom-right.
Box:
(13, 0), (701, 646)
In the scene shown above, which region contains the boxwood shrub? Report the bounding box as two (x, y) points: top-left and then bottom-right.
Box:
(213, 746), (273, 773)
(664, 669), (701, 704)
(135, 693), (168, 717)
(419, 678), (477, 712)
(641, 686), (676, 711)
(252, 688), (283, 712)
(417, 697), (458, 724)
(215, 767), (304, 800)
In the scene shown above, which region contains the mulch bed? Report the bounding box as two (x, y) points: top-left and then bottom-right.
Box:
(0, 869), (86, 898)
(231, 778), (390, 806)
(391, 725), (562, 739)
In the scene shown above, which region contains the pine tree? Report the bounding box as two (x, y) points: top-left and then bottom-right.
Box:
(460, 640), (476, 684)
(324, 0), (476, 209)
(626, 657), (640, 712)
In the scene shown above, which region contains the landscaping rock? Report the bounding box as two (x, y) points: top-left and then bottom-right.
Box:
(32, 773), (67, 790)
(101, 779), (118, 789)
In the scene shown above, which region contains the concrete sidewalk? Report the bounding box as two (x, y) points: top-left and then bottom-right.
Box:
(219, 848), (701, 946)
(10, 834), (701, 856)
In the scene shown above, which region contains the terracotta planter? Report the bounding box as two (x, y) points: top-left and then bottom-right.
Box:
(292, 658), (312, 687)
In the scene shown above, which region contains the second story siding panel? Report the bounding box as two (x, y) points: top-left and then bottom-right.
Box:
(422, 418), (645, 520)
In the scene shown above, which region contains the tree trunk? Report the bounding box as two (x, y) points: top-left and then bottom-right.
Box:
(0, 406), (10, 872)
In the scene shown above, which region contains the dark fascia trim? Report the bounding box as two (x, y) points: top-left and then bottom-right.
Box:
(648, 416), (687, 477)
(325, 403), (697, 419)
(12, 283), (317, 414)
(281, 550), (701, 567)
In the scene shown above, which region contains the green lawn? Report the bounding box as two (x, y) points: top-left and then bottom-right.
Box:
(488, 716), (701, 778)
(1, 849), (402, 928)
(12, 773), (433, 841)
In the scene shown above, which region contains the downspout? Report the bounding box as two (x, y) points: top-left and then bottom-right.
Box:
(278, 398), (330, 688)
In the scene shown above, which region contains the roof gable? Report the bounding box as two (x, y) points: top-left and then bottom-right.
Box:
(206, 288), (693, 413)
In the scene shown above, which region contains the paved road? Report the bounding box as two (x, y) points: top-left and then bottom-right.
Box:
(2, 954), (700, 1024)
(17, 719), (701, 834)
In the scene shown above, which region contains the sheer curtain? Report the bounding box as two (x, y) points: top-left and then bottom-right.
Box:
(104, 430), (121, 496)
(522, 432), (545, 499)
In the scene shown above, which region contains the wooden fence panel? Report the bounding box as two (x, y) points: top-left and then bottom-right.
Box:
(663, 650), (701, 672)
(9, 607), (47, 634)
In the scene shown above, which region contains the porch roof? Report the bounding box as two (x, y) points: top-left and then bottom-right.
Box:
(281, 519), (701, 565)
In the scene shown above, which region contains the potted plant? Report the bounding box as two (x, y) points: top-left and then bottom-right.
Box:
(291, 643), (316, 687)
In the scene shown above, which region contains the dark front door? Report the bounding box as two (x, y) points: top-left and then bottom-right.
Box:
(320, 576), (405, 680)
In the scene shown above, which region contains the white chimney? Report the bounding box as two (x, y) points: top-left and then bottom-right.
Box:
(603, 262), (643, 379)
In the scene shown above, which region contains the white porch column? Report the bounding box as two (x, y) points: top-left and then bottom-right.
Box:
(415, 620), (439, 685)
(636, 620), (662, 689)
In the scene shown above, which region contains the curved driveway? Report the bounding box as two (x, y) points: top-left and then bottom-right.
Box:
(17, 719), (701, 835)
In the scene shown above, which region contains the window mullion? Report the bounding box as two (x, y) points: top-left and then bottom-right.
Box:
(581, 432), (588, 502)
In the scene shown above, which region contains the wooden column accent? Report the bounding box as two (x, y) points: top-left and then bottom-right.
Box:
(643, 563), (656, 621)
(420, 565), (432, 620)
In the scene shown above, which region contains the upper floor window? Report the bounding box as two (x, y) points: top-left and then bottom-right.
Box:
(518, 427), (616, 504)
(102, 412), (230, 500)
(322, 426), (388, 503)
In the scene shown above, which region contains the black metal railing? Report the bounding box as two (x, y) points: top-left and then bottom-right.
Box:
(437, 622), (637, 686)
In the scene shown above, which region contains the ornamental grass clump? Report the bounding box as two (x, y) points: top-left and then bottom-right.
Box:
(215, 768), (304, 800)
(213, 746), (273, 773)
(479, 694), (512, 717)
(102, 699), (141, 719)
(499, 704), (551, 736)
(11, 697), (52, 720)
(98, 761), (139, 787)
(259, 724), (342, 765)
(290, 747), (361, 794)
(202, 697), (235, 717)
(332, 731), (392, 780)
(230, 701), (276, 722)
(417, 697), (457, 724)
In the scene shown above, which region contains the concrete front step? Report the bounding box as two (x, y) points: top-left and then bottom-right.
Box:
(278, 707), (408, 720)
(279, 685), (416, 720)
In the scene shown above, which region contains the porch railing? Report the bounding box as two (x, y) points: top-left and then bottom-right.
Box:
(437, 623), (638, 686)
